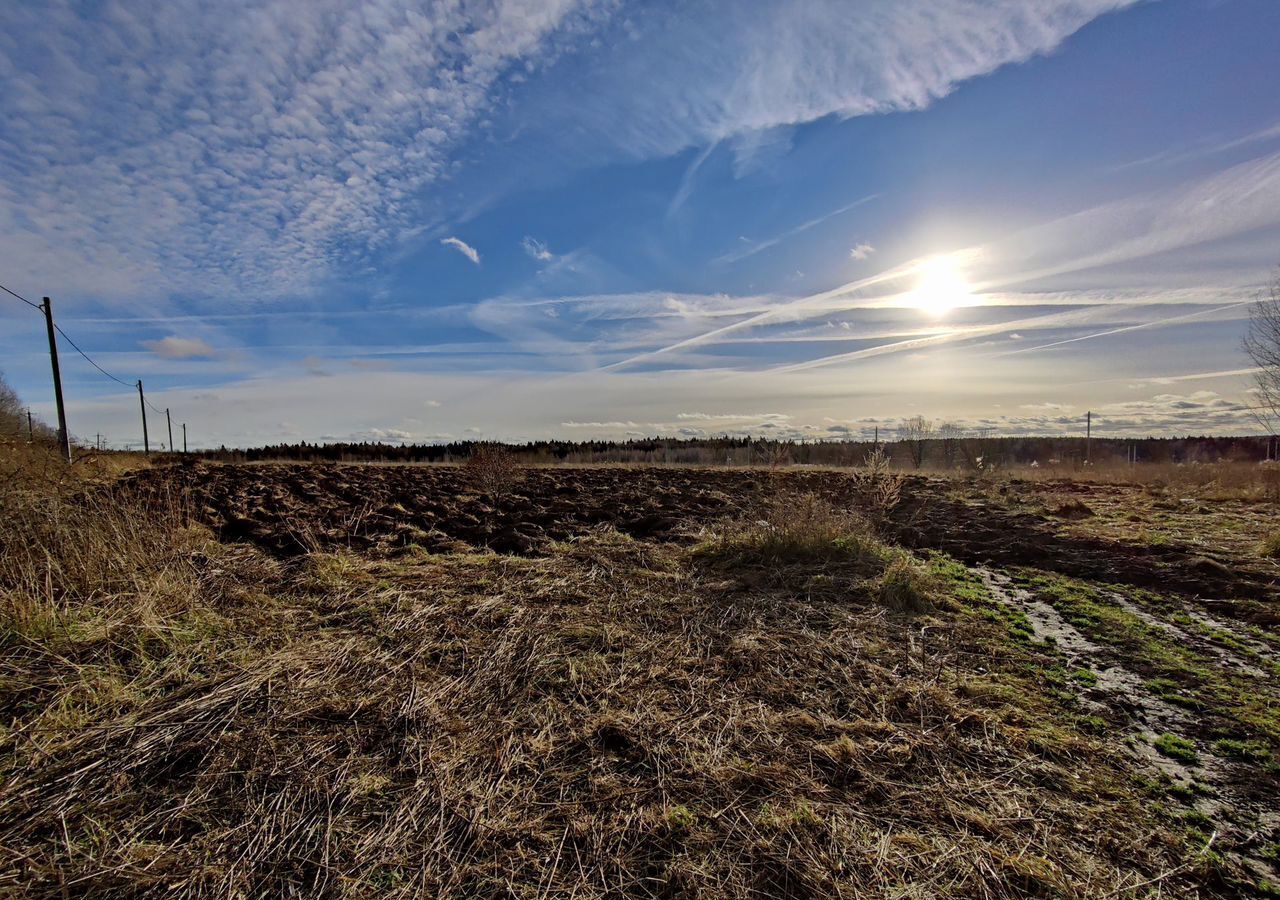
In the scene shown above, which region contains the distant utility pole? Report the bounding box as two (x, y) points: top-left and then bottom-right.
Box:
(40, 297), (72, 463)
(183, 422), (187, 454)
(166, 408), (174, 455)
(137, 380), (150, 455)
(1085, 411), (1092, 465)
(26, 409), (33, 442)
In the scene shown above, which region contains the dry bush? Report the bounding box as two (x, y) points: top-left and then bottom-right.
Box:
(700, 492), (937, 613)
(705, 491), (884, 567)
(874, 552), (935, 613)
(463, 442), (523, 498)
(851, 445), (903, 525)
(1047, 497), (1095, 519)
(1258, 532), (1280, 559)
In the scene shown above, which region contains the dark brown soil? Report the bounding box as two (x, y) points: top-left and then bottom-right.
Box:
(122, 463), (1278, 612)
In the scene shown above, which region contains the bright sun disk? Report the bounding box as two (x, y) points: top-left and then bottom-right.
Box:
(908, 255), (973, 316)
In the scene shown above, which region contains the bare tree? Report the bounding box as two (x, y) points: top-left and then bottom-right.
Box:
(1244, 267), (1280, 429)
(898, 416), (934, 469)
(754, 439), (793, 468)
(938, 422), (962, 469)
(0, 371), (28, 440)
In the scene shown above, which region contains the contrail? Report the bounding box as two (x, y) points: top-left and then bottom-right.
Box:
(713, 193), (881, 264)
(600, 260), (918, 372)
(996, 300), (1252, 357)
(764, 305), (1107, 374)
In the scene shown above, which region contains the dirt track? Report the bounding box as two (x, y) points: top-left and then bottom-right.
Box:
(124, 462), (1278, 612)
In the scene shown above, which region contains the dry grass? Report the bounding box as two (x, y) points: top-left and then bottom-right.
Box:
(948, 459), (1280, 501)
(0, 452), (1245, 897)
(697, 492), (934, 614)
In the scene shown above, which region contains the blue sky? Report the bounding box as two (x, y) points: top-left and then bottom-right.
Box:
(2, 0), (1279, 448)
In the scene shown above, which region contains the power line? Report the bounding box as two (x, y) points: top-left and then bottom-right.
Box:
(51, 322), (135, 388)
(1, 281), (43, 311)
(5, 280), (191, 455)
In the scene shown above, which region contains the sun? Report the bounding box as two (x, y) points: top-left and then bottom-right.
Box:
(907, 255), (974, 316)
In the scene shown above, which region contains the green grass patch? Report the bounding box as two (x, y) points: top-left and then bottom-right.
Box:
(1154, 733), (1199, 765)
(1211, 737), (1271, 761)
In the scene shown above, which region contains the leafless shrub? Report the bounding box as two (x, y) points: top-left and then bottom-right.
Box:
(851, 445), (904, 525)
(464, 442), (523, 498)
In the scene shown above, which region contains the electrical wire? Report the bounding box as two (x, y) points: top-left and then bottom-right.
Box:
(51, 322), (136, 388)
(4, 277), (189, 445)
(0, 281), (42, 311)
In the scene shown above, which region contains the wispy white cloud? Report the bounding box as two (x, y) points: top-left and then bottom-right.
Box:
(850, 243), (876, 261)
(142, 335), (217, 359)
(521, 236), (554, 261)
(441, 236), (481, 265)
(0, 0), (597, 301)
(1107, 121), (1280, 174)
(505, 0), (1141, 175)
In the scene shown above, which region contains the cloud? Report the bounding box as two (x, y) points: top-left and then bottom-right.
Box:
(142, 335), (216, 359)
(51, 359), (1262, 452)
(849, 243), (875, 261)
(0, 0), (1141, 302)
(441, 237), (481, 265)
(521, 236), (554, 261)
(0, 1), (591, 299)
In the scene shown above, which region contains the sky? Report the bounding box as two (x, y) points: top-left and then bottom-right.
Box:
(2, 0), (1280, 449)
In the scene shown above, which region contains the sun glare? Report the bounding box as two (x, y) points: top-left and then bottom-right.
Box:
(907, 255), (974, 316)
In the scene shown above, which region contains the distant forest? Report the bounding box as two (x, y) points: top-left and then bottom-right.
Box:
(190, 434), (1279, 469)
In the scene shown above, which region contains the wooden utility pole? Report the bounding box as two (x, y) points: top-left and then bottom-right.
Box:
(1085, 411), (1092, 465)
(26, 409), (32, 442)
(166, 408), (174, 454)
(137, 380), (150, 455)
(182, 423), (187, 454)
(40, 298), (72, 463)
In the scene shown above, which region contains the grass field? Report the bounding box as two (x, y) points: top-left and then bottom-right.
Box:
(2, 452), (1278, 897)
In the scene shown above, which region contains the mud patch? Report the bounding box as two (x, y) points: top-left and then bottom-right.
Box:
(977, 567), (1279, 886)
